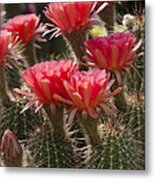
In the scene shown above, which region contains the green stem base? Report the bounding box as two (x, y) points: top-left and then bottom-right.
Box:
(0, 66), (10, 106)
(77, 113), (101, 148)
(44, 104), (65, 140)
(23, 41), (37, 67)
(64, 29), (88, 71)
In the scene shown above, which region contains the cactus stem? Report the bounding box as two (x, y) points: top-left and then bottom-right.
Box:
(23, 40), (37, 67)
(98, 3), (115, 33)
(0, 66), (10, 106)
(113, 72), (128, 112)
(44, 104), (66, 140)
(77, 113), (101, 148)
(64, 30), (88, 71)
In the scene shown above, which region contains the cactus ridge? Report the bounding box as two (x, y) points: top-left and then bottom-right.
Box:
(65, 122), (91, 168)
(0, 100), (43, 140)
(87, 106), (145, 170)
(29, 131), (74, 168)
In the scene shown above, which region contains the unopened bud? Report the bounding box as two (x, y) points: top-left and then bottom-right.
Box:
(0, 129), (22, 167)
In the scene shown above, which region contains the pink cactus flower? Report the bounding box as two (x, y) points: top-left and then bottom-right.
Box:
(54, 69), (121, 122)
(83, 32), (143, 82)
(2, 14), (45, 43)
(0, 129), (22, 163)
(15, 60), (78, 112)
(44, 2), (107, 38)
(0, 30), (19, 66)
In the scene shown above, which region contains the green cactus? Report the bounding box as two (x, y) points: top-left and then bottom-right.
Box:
(5, 65), (21, 90)
(65, 121), (90, 168)
(87, 106), (145, 170)
(29, 120), (74, 168)
(0, 100), (43, 140)
(0, 2), (145, 169)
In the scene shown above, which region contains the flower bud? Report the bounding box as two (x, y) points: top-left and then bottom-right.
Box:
(0, 129), (22, 167)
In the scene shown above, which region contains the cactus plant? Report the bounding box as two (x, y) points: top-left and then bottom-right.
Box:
(28, 118), (74, 168)
(87, 108), (145, 170)
(0, 100), (43, 140)
(0, 2), (145, 169)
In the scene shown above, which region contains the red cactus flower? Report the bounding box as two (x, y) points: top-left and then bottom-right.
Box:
(54, 69), (121, 122)
(2, 14), (45, 43)
(44, 2), (107, 38)
(15, 60), (78, 112)
(0, 129), (22, 165)
(0, 30), (19, 66)
(83, 32), (143, 81)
